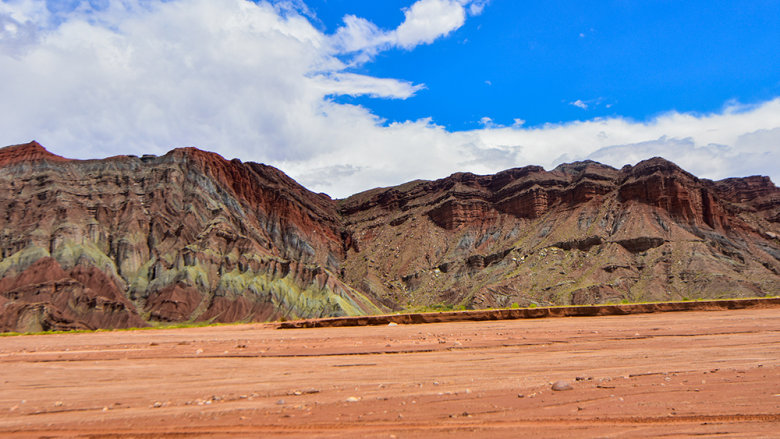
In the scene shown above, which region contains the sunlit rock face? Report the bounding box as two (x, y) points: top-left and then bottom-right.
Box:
(0, 142), (778, 332)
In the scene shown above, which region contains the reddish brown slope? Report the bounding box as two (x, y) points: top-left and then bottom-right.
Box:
(0, 141), (70, 166)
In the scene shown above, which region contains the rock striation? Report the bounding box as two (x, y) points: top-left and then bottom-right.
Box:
(0, 141), (778, 332)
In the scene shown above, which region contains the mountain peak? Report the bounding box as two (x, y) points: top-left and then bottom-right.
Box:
(628, 156), (693, 179)
(0, 141), (70, 166)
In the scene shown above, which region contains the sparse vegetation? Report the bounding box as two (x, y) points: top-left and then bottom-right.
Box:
(403, 303), (458, 313)
(2, 296), (778, 336)
(0, 320), (250, 337)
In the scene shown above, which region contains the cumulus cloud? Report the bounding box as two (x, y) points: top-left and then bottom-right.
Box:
(331, 0), (481, 61)
(469, 100), (780, 187)
(0, 0), (778, 199)
(394, 0), (467, 49)
(330, 14), (388, 56)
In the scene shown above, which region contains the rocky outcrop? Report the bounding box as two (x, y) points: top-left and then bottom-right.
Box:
(1, 142), (778, 332)
(712, 176), (780, 223)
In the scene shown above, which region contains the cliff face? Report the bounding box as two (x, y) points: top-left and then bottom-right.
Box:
(0, 142), (778, 332)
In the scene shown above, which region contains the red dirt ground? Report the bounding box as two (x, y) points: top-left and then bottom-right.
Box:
(1, 308), (779, 438)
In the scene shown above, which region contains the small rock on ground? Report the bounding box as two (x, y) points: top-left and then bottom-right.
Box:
(551, 380), (573, 391)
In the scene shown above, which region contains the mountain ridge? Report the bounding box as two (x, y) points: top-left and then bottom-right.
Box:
(0, 141), (777, 332)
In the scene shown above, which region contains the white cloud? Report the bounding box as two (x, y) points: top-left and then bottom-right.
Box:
(570, 99), (588, 109)
(313, 73), (424, 99)
(0, 0), (778, 199)
(331, 0), (480, 60)
(478, 116), (495, 127)
(467, 0), (489, 16)
(330, 14), (388, 56)
(569, 97), (612, 111)
(394, 0), (466, 49)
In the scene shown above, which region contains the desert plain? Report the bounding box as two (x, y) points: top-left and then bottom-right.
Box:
(1, 306), (779, 438)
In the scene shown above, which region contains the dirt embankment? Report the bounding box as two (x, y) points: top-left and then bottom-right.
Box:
(278, 297), (780, 328)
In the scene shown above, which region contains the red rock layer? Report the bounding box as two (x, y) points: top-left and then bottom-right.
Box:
(0, 141), (70, 167)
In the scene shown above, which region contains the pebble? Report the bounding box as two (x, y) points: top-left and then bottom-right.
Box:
(551, 380), (573, 391)
(388, 322), (398, 327)
(345, 396), (360, 402)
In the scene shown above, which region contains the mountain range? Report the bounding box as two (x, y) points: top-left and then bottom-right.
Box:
(1, 141), (778, 332)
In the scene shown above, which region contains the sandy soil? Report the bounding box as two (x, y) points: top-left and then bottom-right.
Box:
(1, 308), (779, 438)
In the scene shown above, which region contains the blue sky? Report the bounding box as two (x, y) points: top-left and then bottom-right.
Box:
(311, 0), (780, 129)
(1, 0), (779, 196)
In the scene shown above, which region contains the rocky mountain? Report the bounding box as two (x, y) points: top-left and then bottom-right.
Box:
(0, 142), (379, 332)
(340, 159), (779, 309)
(0, 141), (778, 332)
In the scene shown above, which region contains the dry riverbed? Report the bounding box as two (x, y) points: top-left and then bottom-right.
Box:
(1, 307), (779, 437)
